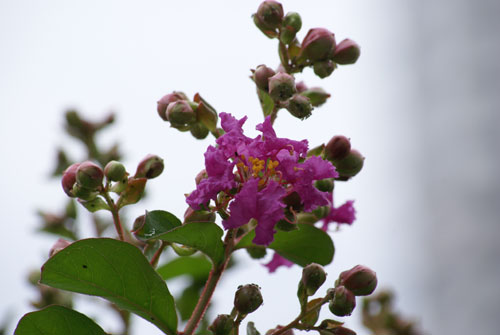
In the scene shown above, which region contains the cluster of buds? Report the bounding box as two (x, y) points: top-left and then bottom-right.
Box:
(329, 265), (377, 317)
(61, 154), (164, 210)
(253, 1), (360, 80)
(324, 135), (364, 180)
(157, 92), (218, 139)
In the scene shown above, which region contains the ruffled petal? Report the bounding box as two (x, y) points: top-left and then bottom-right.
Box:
(264, 252), (294, 273)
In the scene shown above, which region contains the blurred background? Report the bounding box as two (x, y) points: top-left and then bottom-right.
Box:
(1, 0), (499, 334)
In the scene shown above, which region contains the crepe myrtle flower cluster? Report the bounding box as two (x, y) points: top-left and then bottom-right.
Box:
(186, 112), (338, 245)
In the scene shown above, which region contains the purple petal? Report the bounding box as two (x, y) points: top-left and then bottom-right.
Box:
(264, 252), (294, 273)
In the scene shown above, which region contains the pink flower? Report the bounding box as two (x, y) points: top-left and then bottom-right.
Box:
(264, 252), (294, 273)
(321, 194), (356, 231)
(186, 113), (337, 245)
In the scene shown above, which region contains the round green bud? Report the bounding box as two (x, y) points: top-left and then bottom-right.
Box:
(76, 161), (104, 190)
(246, 246), (267, 259)
(338, 265), (377, 296)
(234, 284), (263, 315)
(329, 286), (356, 317)
(282, 12), (302, 33)
(190, 122), (210, 139)
(104, 160), (126, 182)
(209, 314), (235, 335)
(332, 39), (360, 65)
(166, 100), (196, 127)
(314, 178), (334, 192)
(286, 94), (313, 119)
(268, 72), (296, 101)
(71, 183), (98, 201)
(301, 263), (327, 296)
(135, 154), (164, 179)
(332, 150), (364, 178)
(313, 60), (336, 79)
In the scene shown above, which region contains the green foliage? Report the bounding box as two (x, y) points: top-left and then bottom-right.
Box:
(133, 210), (182, 241)
(157, 255), (212, 281)
(236, 223), (334, 266)
(40, 238), (177, 335)
(15, 305), (106, 335)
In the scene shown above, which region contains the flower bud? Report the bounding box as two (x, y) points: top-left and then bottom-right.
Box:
(313, 60), (336, 79)
(62, 163), (81, 197)
(246, 246), (267, 259)
(325, 136), (351, 161)
(268, 72), (296, 101)
(312, 205), (330, 219)
(338, 265), (377, 296)
(253, 65), (276, 91)
(300, 87), (331, 107)
(132, 214), (146, 235)
(209, 314), (235, 335)
(301, 263), (327, 296)
(71, 183), (98, 201)
(255, 1), (284, 30)
(183, 207), (216, 223)
(135, 154), (164, 179)
(328, 286), (356, 317)
(253, 14), (278, 39)
(280, 12), (302, 45)
(295, 81), (308, 93)
(166, 100), (196, 127)
(286, 94), (313, 120)
(49, 238), (71, 257)
(157, 91), (188, 121)
(300, 28), (336, 61)
(332, 39), (360, 65)
(76, 161), (104, 190)
(314, 178), (334, 192)
(104, 160), (126, 182)
(234, 284), (263, 314)
(332, 150), (364, 178)
(190, 122), (210, 139)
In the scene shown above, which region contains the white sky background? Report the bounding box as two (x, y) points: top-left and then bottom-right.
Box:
(0, 1), (428, 334)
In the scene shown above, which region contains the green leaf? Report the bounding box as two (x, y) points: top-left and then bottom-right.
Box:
(118, 177), (147, 208)
(155, 222), (225, 265)
(78, 197), (110, 213)
(15, 305), (106, 335)
(301, 298), (322, 326)
(40, 238), (177, 335)
(257, 89), (275, 117)
(133, 210), (182, 241)
(236, 224), (334, 266)
(157, 255), (212, 281)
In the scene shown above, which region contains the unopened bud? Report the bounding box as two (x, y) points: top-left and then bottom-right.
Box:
(338, 265), (377, 296)
(183, 207), (216, 223)
(76, 161), (104, 190)
(166, 100), (196, 127)
(332, 39), (360, 65)
(71, 183), (98, 201)
(329, 286), (356, 317)
(157, 92), (188, 121)
(312, 205), (330, 219)
(295, 81), (308, 93)
(301, 263), (327, 296)
(246, 246), (267, 259)
(269, 72), (296, 101)
(280, 12), (302, 45)
(234, 284), (263, 314)
(300, 87), (331, 107)
(332, 150), (364, 178)
(49, 238), (71, 257)
(256, 1), (284, 30)
(132, 214), (146, 235)
(325, 136), (351, 161)
(313, 60), (336, 79)
(253, 65), (276, 91)
(287, 94), (313, 120)
(314, 178), (334, 192)
(300, 28), (336, 61)
(135, 154), (164, 179)
(104, 160), (126, 182)
(209, 314), (235, 335)
(62, 163), (81, 197)
(190, 122), (210, 139)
